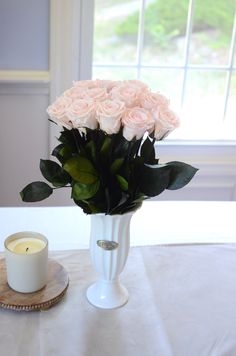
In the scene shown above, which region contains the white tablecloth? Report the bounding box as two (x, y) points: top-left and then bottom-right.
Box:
(1, 244), (236, 356)
(0, 201), (236, 249)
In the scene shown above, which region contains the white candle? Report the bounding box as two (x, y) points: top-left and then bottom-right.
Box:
(5, 231), (48, 293)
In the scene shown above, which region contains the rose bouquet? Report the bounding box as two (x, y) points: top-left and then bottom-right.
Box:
(20, 79), (198, 214)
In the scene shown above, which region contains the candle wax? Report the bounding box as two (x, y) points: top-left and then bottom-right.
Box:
(7, 238), (46, 254)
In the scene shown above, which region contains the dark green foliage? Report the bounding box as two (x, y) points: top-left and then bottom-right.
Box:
(63, 156), (99, 184)
(140, 164), (171, 197)
(20, 182), (53, 202)
(72, 181), (100, 200)
(20, 127), (198, 214)
(166, 161), (199, 190)
(40, 159), (71, 187)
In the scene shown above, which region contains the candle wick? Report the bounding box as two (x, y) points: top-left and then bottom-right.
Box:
(26, 247), (29, 252)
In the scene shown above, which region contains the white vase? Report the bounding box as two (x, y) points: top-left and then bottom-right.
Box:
(86, 212), (133, 309)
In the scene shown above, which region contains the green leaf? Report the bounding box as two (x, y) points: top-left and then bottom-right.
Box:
(85, 140), (96, 161)
(140, 137), (155, 163)
(115, 201), (143, 215)
(40, 159), (71, 187)
(133, 194), (146, 203)
(140, 164), (170, 197)
(58, 130), (78, 151)
(166, 161), (198, 190)
(109, 192), (129, 214)
(51, 144), (65, 161)
(81, 200), (101, 214)
(52, 144), (74, 163)
(20, 182), (53, 202)
(60, 146), (74, 161)
(110, 158), (124, 174)
(129, 138), (142, 159)
(100, 136), (112, 156)
(116, 175), (128, 191)
(114, 137), (130, 156)
(72, 180), (100, 200)
(63, 156), (98, 184)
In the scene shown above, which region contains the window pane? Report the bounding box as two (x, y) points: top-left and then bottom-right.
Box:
(189, 0), (235, 65)
(142, 0), (189, 65)
(92, 66), (137, 80)
(181, 71), (227, 139)
(140, 68), (183, 108)
(93, 0), (139, 64)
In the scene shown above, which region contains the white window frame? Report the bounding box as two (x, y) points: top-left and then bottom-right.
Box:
(49, 0), (94, 152)
(49, 0), (236, 201)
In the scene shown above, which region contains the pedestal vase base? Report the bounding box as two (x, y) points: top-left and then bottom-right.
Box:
(86, 280), (129, 309)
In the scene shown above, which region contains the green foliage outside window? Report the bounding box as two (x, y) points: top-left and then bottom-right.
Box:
(115, 0), (235, 49)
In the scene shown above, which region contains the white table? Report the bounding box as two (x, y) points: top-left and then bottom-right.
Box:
(0, 201), (236, 356)
(0, 201), (236, 250)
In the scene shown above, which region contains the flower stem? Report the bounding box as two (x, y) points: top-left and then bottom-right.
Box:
(71, 129), (81, 153)
(53, 185), (71, 190)
(105, 188), (110, 214)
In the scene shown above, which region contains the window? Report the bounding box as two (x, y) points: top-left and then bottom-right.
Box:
(92, 0), (236, 141)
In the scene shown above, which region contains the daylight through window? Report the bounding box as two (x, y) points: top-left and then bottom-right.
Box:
(92, 0), (236, 140)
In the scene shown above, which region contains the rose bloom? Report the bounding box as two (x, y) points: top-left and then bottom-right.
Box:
(152, 107), (180, 140)
(122, 107), (155, 141)
(73, 80), (97, 89)
(95, 79), (120, 92)
(140, 91), (170, 111)
(68, 99), (98, 130)
(111, 84), (141, 108)
(47, 96), (73, 129)
(63, 86), (88, 100)
(96, 99), (125, 134)
(125, 79), (149, 92)
(84, 87), (108, 101)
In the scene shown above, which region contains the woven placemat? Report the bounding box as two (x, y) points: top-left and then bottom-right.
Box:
(0, 258), (69, 311)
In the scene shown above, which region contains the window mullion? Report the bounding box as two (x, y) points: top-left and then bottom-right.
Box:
(181, 0), (196, 106)
(136, 0), (146, 79)
(93, 63), (236, 71)
(223, 12), (236, 119)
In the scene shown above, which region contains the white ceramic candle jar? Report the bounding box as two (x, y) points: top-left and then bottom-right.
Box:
(4, 231), (48, 293)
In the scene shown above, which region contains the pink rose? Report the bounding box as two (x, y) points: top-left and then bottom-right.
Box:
(47, 97), (73, 129)
(125, 79), (149, 91)
(111, 84), (141, 108)
(96, 99), (125, 134)
(85, 87), (108, 101)
(73, 80), (97, 89)
(152, 107), (180, 140)
(63, 86), (88, 100)
(95, 79), (119, 92)
(68, 99), (98, 130)
(122, 107), (155, 141)
(140, 91), (169, 111)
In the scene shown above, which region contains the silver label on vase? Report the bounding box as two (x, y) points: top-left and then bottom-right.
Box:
(97, 240), (119, 251)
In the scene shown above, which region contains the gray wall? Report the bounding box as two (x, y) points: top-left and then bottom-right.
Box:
(0, 0), (49, 70)
(0, 1), (52, 206)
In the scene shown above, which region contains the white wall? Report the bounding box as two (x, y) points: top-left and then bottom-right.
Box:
(156, 143), (236, 201)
